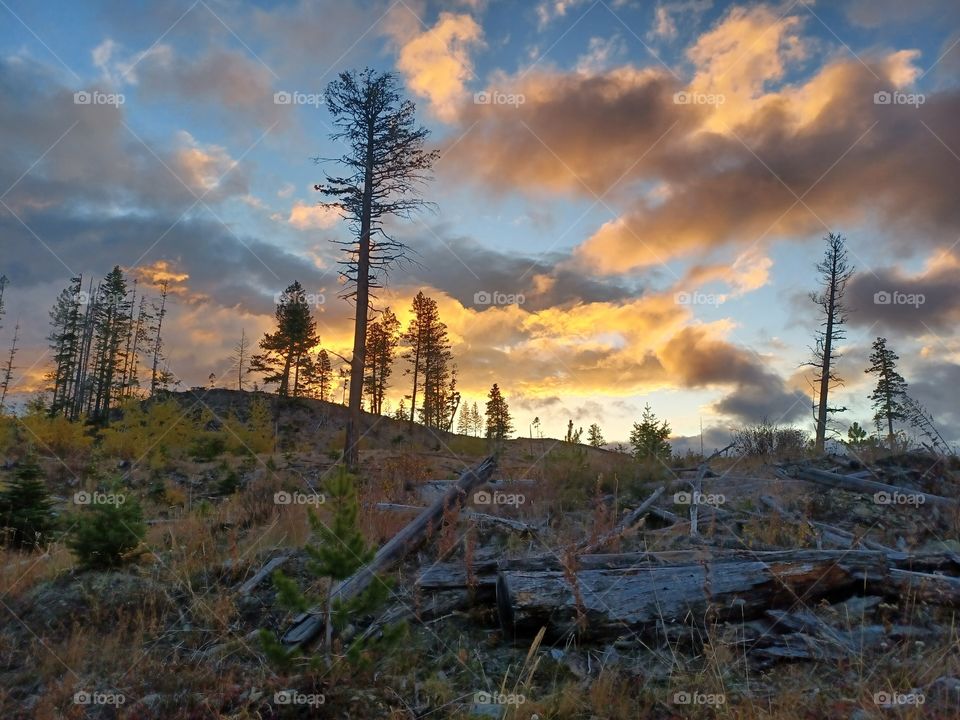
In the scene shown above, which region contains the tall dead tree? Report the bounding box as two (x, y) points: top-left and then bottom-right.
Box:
(315, 68), (438, 469)
(0, 320), (19, 412)
(149, 279), (170, 396)
(807, 233), (854, 452)
(0, 275), (7, 332)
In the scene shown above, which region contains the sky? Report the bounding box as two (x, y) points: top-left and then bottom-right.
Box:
(0, 0), (958, 448)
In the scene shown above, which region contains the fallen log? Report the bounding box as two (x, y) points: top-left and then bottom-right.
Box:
(759, 495), (894, 552)
(418, 548), (960, 601)
(781, 465), (958, 509)
(497, 552), (892, 640)
(281, 456), (497, 648)
(462, 510), (540, 535)
(237, 552), (292, 596)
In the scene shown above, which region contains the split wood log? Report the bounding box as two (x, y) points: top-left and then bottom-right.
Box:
(782, 465), (958, 509)
(281, 456), (497, 648)
(497, 552), (892, 640)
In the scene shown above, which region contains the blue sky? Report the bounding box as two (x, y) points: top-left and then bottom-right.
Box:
(1, 0), (958, 446)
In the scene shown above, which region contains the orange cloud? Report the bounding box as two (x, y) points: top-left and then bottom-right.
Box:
(395, 12), (483, 122)
(287, 200), (341, 230)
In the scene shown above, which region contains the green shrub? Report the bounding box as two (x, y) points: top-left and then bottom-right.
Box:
(67, 492), (146, 569)
(0, 455), (56, 549)
(216, 467), (242, 495)
(190, 433), (227, 461)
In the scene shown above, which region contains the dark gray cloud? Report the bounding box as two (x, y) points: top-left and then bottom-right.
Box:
(906, 361), (960, 446)
(660, 327), (809, 424)
(391, 227), (642, 311)
(670, 425), (734, 457)
(846, 262), (960, 334)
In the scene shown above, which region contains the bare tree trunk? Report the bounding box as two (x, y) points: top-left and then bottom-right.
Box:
(343, 126), (375, 470)
(814, 259), (837, 452)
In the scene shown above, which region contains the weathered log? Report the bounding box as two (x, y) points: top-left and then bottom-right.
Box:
(462, 510), (540, 535)
(759, 495), (894, 552)
(418, 548), (960, 600)
(496, 552), (891, 640)
(782, 465), (958, 509)
(237, 552), (291, 596)
(889, 568), (960, 605)
(281, 456), (497, 647)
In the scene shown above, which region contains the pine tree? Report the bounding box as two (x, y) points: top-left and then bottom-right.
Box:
(403, 293), (454, 429)
(260, 467), (404, 669)
(866, 337), (908, 449)
(250, 282), (319, 397)
(629, 404), (671, 460)
(47, 277), (85, 417)
(67, 492), (146, 569)
(565, 419), (583, 444)
(71, 277), (98, 420)
(313, 349), (333, 401)
(363, 307), (400, 415)
(230, 329), (250, 390)
(121, 294), (150, 398)
(846, 422), (868, 448)
(89, 266), (133, 421)
(317, 68), (438, 470)
(0, 454), (55, 549)
(485, 383), (514, 440)
(456, 402), (471, 435)
(470, 401), (482, 437)
(807, 233), (854, 451)
(587, 423), (605, 448)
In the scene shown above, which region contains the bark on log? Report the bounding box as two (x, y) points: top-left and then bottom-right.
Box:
(495, 551), (944, 640)
(281, 456), (497, 647)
